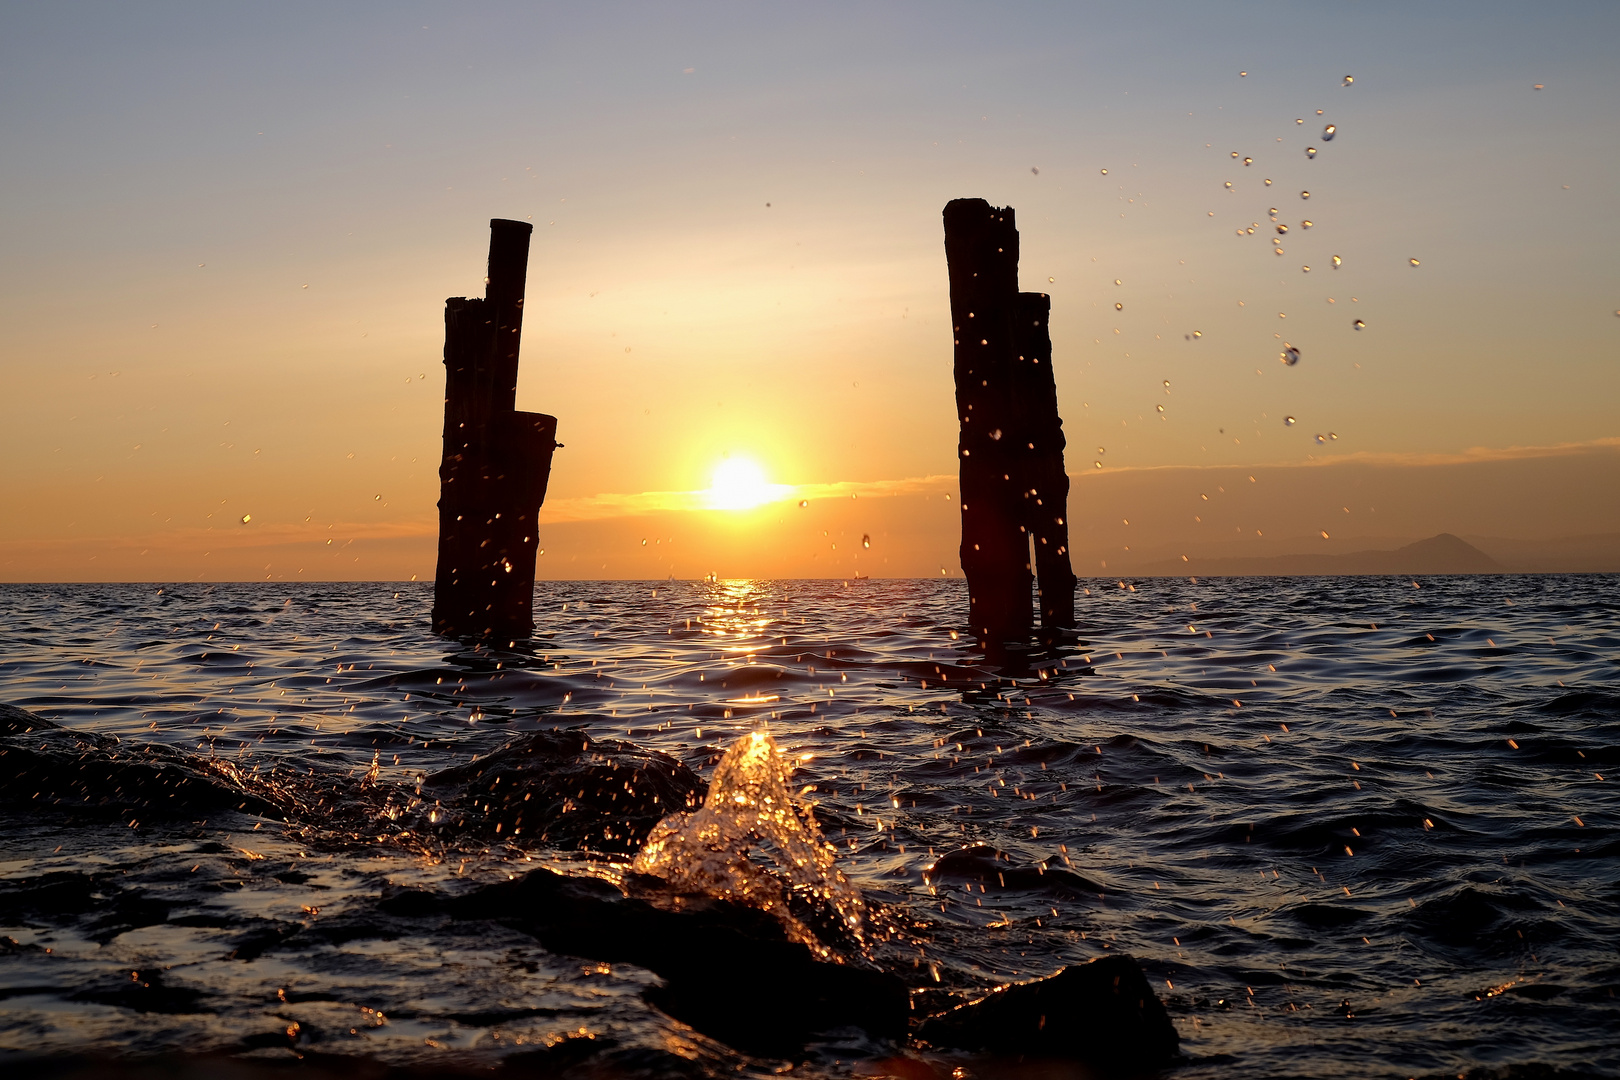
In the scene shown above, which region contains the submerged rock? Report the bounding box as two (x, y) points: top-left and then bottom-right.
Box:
(923, 843), (1108, 898)
(420, 728), (701, 853)
(917, 955), (1179, 1071)
(391, 865), (909, 1057)
(0, 709), (281, 820)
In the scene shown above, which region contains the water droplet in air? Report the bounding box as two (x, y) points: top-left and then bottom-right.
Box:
(1317, 109), (1325, 115)
(1302, 219), (1313, 228)
(1315, 434), (1326, 444)
(1533, 83), (1544, 90)
(1296, 118), (1305, 124)
(990, 428), (1003, 440)
(1409, 257), (1420, 267)
(1246, 227), (1255, 234)
(1264, 178), (1273, 186)
(1115, 302), (1123, 311)
(1094, 461), (1103, 469)
(374, 494), (381, 501)
(1097, 446), (1106, 455)
(1224, 182), (1233, 189)
(1031, 166), (1039, 175)
(1323, 124), (1336, 140)
(861, 534), (871, 549)
(1300, 190), (1311, 199)
(1276, 224), (1289, 234)
(1282, 345), (1301, 365)
(1329, 432), (1339, 440)
(1302, 265), (1311, 272)
(1332, 255), (1342, 268)
(1342, 75), (1353, 86)
(1231, 151), (1240, 158)
(1284, 416), (1297, 426)
(1243, 157), (1253, 166)
(240, 514), (251, 524)
(1164, 380), (1171, 388)
(1274, 247), (1285, 255)
(1306, 147), (1318, 158)
(1157, 404), (1166, 412)
(798, 500), (809, 508)
(1192, 330), (1202, 338)
(1114, 279), (1123, 285)
(1048, 276), (1055, 283)
(1353, 319), (1365, 330)
(1240, 71), (1248, 77)
(1100, 168), (1108, 175)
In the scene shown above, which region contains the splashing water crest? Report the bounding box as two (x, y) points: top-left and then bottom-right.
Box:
(631, 732), (867, 954)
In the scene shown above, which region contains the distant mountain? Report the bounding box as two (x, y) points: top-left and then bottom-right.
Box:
(1138, 533), (1503, 577)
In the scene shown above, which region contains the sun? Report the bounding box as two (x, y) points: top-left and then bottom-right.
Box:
(707, 456), (786, 511)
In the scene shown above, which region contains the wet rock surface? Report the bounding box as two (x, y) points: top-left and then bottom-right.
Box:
(916, 954), (1179, 1071)
(420, 729), (701, 853)
(385, 867), (910, 1057)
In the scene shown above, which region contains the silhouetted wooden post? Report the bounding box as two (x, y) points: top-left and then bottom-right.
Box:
(943, 199), (1075, 644)
(432, 219), (559, 640)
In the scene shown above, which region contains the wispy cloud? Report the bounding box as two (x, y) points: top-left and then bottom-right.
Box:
(543, 474), (955, 522)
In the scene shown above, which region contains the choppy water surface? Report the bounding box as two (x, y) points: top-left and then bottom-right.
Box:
(1, 576), (1616, 1078)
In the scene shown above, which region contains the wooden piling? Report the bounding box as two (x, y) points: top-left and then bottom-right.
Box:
(943, 199), (1076, 643)
(432, 219), (558, 640)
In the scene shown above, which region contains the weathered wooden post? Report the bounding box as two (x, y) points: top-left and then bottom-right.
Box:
(943, 199), (1075, 644)
(432, 219), (558, 640)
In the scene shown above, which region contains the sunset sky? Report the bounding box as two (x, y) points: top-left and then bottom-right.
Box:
(3, 2), (1617, 581)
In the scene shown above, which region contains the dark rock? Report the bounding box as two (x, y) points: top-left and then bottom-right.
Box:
(445, 866), (910, 1057)
(923, 844), (1107, 897)
(0, 703), (57, 735)
(421, 729), (700, 853)
(917, 955), (1179, 1072)
(0, 724), (282, 820)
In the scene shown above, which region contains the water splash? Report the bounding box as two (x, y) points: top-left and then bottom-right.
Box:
(631, 732), (866, 954)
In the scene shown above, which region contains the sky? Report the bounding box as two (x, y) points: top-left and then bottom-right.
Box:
(2, 1), (1617, 581)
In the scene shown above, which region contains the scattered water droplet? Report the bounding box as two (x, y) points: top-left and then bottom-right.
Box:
(1274, 247), (1285, 255)
(1231, 151), (1240, 158)
(798, 499), (808, 508)
(1284, 416), (1297, 426)
(1264, 178), (1273, 186)
(1100, 168), (1108, 175)
(1302, 265), (1311, 272)
(1342, 75), (1353, 86)
(1329, 432), (1339, 440)
(1156, 404), (1166, 412)
(1353, 319), (1365, 330)
(1239, 71), (1248, 77)
(1295, 118), (1305, 124)
(1323, 124), (1336, 140)
(1224, 181), (1234, 189)
(1306, 147), (1318, 158)
(1300, 190), (1311, 199)
(1281, 345), (1301, 365)
(1315, 434), (1326, 444)
(1243, 157), (1253, 166)
(1114, 279), (1123, 285)
(1097, 446), (1106, 455)
(1302, 219), (1313, 228)
(1533, 83), (1544, 90)
(1163, 380), (1171, 389)
(1409, 257), (1421, 267)
(1094, 461), (1103, 469)
(240, 514), (251, 525)
(990, 428), (1003, 440)
(1048, 276), (1055, 283)
(1115, 302), (1123, 310)
(861, 534), (871, 549)
(1332, 254), (1342, 268)
(1192, 330), (1202, 338)
(1276, 224), (1289, 235)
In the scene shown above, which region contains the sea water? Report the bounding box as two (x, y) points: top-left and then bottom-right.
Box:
(0, 576), (1616, 1077)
